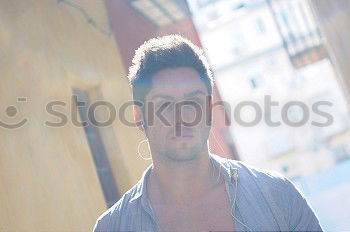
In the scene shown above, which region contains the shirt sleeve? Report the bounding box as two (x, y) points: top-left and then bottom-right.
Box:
(92, 216), (108, 232)
(92, 209), (116, 232)
(285, 178), (323, 231)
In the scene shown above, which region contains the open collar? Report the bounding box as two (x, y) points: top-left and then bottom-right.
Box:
(129, 153), (235, 203)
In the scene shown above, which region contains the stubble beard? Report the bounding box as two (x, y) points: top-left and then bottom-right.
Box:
(161, 138), (207, 163)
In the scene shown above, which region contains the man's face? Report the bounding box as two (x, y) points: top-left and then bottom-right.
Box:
(143, 67), (211, 163)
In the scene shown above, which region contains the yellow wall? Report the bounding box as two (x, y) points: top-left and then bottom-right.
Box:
(0, 0), (150, 231)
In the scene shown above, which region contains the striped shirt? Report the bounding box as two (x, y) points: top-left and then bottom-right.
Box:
(93, 154), (323, 231)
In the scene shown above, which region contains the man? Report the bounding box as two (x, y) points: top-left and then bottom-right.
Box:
(93, 35), (323, 231)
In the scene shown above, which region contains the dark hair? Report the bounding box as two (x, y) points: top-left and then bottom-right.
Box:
(127, 35), (214, 107)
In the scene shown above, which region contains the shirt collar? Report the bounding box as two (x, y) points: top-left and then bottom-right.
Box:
(129, 153), (235, 203)
(129, 163), (153, 203)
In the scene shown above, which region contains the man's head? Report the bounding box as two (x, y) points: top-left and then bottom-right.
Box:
(127, 35), (214, 162)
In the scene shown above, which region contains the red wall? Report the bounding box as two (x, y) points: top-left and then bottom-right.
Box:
(104, 0), (156, 69)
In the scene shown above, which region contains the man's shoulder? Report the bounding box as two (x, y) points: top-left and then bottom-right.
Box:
(222, 157), (322, 231)
(217, 156), (299, 208)
(93, 181), (141, 231)
(214, 154), (290, 186)
(217, 154), (284, 180)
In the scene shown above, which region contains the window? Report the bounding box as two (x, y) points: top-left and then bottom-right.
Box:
(278, 9), (292, 25)
(281, 165), (289, 174)
(332, 145), (350, 163)
(72, 88), (120, 208)
(231, 31), (245, 56)
(248, 74), (263, 89)
(255, 18), (266, 34)
(196, 0), (216, 8)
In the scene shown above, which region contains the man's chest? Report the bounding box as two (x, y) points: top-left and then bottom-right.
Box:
(151, 186), (235, 231)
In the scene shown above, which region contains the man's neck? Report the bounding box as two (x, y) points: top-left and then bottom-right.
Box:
(147, 150), (221, 206)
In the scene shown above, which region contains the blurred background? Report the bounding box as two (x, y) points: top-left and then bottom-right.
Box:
(0, 0), (349, 231)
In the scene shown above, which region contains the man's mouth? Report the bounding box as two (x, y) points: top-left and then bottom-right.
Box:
(171, 133), (194, 141)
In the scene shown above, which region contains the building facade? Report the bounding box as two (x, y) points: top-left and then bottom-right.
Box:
(189, 0), (350, 177)
(0, 0), (238, 230)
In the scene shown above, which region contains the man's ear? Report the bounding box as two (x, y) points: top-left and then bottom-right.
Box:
(133, 105), (145, 132)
